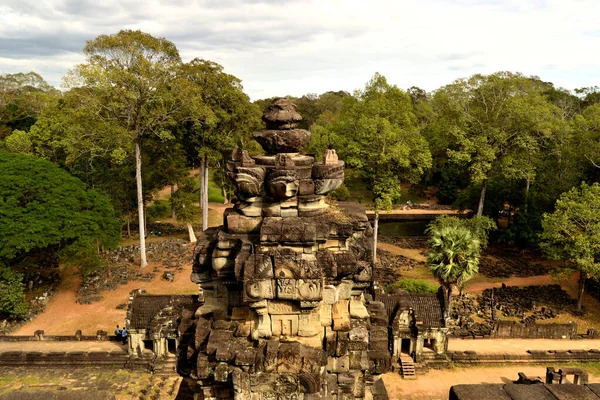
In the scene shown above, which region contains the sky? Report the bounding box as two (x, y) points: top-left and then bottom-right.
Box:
(1, 0), (599, 100)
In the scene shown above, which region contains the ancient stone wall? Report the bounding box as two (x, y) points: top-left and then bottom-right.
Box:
(492, 321), (577, 339)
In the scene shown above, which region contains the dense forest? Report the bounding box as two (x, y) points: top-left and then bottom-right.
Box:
(1, 30), (599, 317)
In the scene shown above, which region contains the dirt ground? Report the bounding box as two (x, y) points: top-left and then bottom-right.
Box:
(382, 364), (600, 400)
(13, 261), (197, 336)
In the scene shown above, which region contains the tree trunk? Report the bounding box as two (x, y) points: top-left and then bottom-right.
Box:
(134, 137), (148, 268)
(372, 211), (379, 263)
(199, 158), (205, 208)
(222, 186), (229, 204)
(476, 179), (488, 217)
(126, 216), (131, 239)
(202, 158), (209, 231)
(187, 222), (197, 243)
(170, 184), (176, 219)
(446, 286), (453, 315)
(577, 271), (587, 312)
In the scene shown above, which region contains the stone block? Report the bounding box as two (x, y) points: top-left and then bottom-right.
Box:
(320, 303), (332, 326)
(327, 355), (350, 373)
(349, 295), (369, 319)
(323, 285), (338, 305)
(337, 281), (353, 300)
(268, 300), (300, 315)
(281, 208), (299, 218)
(325, 327), (337, 357)
(271, 314), (299, 336)
(332, 300), (351, 331)
(214, 362), (229, 382)
(335, 331), (349, 357)
(298, 310), (321, 337)
(298, 179), (315, 195)
(349, 350), (370, 371)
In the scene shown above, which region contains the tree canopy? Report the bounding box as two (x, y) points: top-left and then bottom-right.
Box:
(540, 182), (600, 311)
(0, 152), (120, 262)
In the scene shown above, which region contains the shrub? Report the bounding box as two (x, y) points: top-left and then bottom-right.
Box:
(0, 264), (29, 318)
(386, 279), (438, 294)
(146, 200), (170, 220)
(329, 184), (351, 201)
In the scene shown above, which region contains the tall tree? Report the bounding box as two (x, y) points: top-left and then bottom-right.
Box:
(65, 30), (210, 267)
(427, 226), (481, 314)
(180, 59), (260, 231)
(431, 72), (563, 216)
(316, 73), (431, 262)
(540, 182), (600, 312)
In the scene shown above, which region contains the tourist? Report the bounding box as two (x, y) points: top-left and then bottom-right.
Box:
(115, 324), (121, 341)
(121, 326), (128, 345)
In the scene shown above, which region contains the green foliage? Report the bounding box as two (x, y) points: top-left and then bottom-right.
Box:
(0, 152), (121, 262)
(0, 264), (28, 318)
(146, 201), (170, 221)
(170, 178), (197, 224)
(500, 206), (544, 248)
(328, 184), (351, 201)
(426, 215), (495, 248)
(427, 225), (481, 311)
(540, 182), (600, 279)
(0, 72), (59, 139)
(313, 73), (431, 211)
(5, 129), (32, 154)
(386, 279), (438, 294)
(431, 72), (565, 215)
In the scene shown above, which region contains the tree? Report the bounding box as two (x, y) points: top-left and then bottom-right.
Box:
(426, 215), (496, 248)
(65, 30), (210, 267)
(540, 182), (600, 312)
(0, 152), (120, 263)
(319, 73), (431, 262)
(180, 59), (260, 231)
(427, 226), (481, 314)
(432, 72), (563, 216)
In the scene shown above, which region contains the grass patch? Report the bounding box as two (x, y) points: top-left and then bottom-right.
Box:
(386, 278), (438, 294)
(191, 169), (225, 203)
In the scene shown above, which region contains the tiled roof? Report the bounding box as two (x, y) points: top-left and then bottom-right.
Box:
(129, 295), (197, 330)
(376, 294), (444, 328)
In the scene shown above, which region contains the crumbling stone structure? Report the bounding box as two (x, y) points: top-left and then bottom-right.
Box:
(177, 98), (390, 399)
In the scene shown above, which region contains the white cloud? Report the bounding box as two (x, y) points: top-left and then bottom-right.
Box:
(0, 0), (599, 99)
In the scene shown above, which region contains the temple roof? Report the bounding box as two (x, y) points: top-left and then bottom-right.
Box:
(128, 294), (198, 330)
(376, 293), (444, 329)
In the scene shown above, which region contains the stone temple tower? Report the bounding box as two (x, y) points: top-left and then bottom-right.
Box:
(178, 98), (391, 399)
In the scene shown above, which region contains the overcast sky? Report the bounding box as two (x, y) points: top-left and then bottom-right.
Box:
(1, 0), (599, 100)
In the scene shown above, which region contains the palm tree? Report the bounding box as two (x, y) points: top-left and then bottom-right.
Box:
(427, 226), (481, 315)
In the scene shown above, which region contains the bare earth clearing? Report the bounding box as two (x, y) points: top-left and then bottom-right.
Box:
(383, 365), (600, 400)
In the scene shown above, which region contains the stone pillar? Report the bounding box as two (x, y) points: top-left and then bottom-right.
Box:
(414, 335), (424, 362)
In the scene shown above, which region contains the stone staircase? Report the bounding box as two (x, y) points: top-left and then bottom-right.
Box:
(154, 354), (178, 376)
(400, 355), (416, 379)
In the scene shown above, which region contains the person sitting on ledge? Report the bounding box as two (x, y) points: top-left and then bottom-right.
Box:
(121, 326), (128, 345)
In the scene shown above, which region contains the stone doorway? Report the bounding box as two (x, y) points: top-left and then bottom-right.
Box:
(168, 339), (177, 355)
(401, 338), (411, 355)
